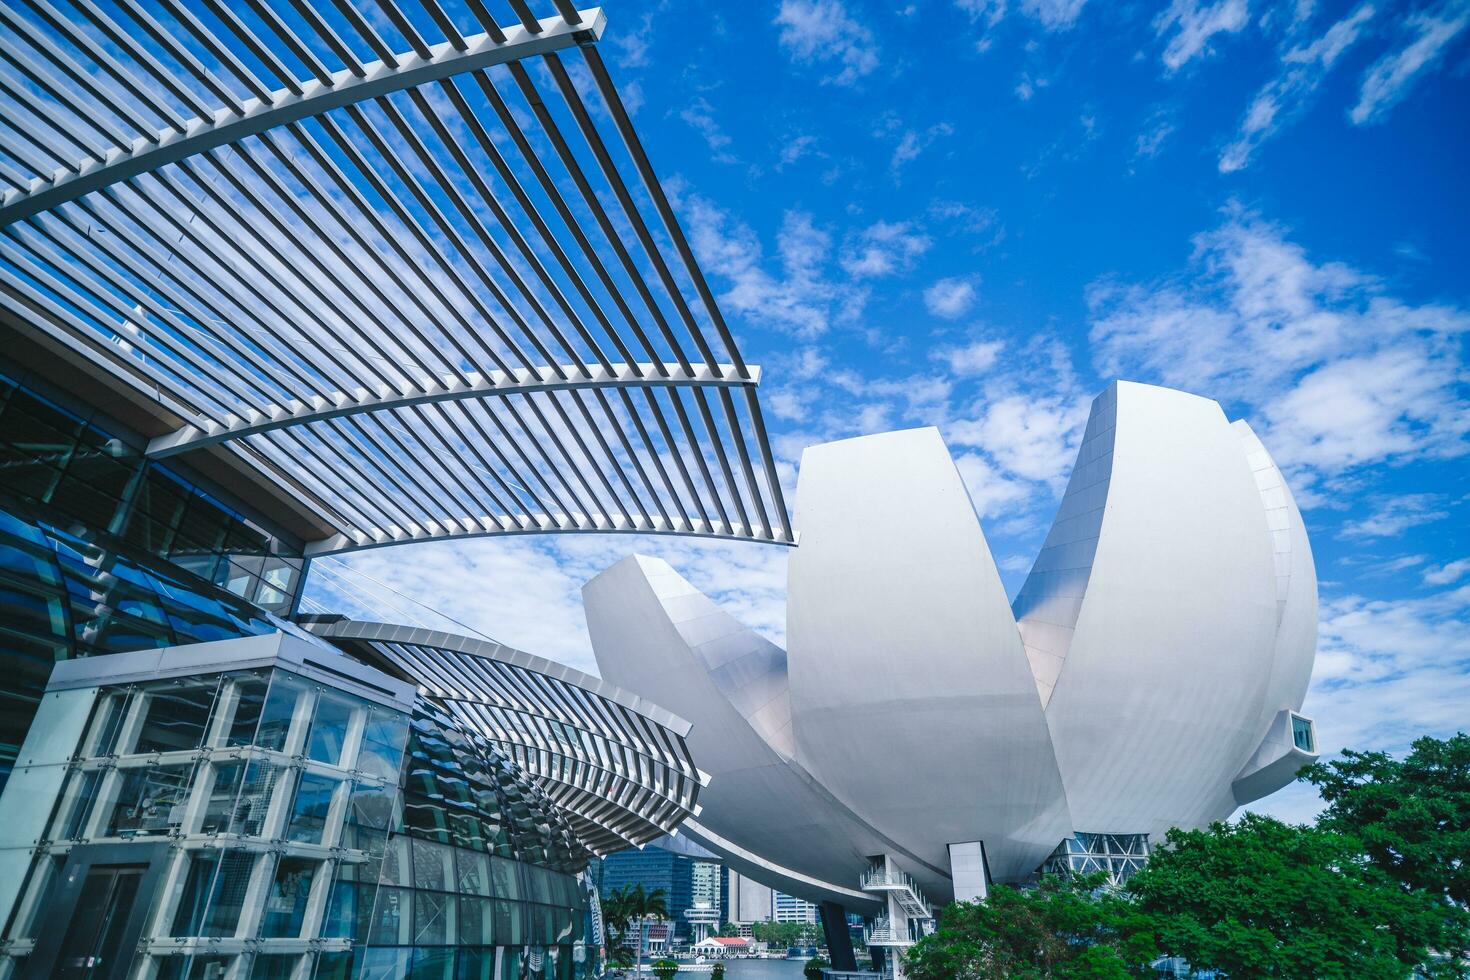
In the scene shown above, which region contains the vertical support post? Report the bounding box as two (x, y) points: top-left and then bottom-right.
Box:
(947, 841), (989, 903)
(819, 900), (856, 972)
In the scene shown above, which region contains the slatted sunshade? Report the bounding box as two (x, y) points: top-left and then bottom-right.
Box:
(309, 618), (706, 855)
(0, 0), (794, 554)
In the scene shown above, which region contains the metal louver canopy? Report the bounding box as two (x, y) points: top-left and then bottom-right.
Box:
(0, 0), (795, 553)
(309, 618), (706, 855)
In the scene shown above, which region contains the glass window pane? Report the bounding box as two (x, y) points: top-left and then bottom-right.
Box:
(456, 849), (490, 896)
(250, 953), (303, 980)
(454, 947), (495, 980)
(410, 946), (455, 979)
(51, 767), (101, 840)
(133, 680), (219, 754)
(198, 761), (246, 836)
(381, 835), (412, 887)
(171, 850), (256, 938)
(349, 779), (398, 831)
(287, 772), (340, 844)
(230, 759), (289, 837)
(489, 858), (521, 900)
(413, 839), (453, 892)
(458, 896), (493, 945)
(358, 708), (409, 782)
(307, 694), (354, 766)
(256, 673), (310, 752)
(359, 947), (411, 980)
(366, 886), (412, 945)
(413, 890), (450, 945)
(225, 675), (269, 747)
(103, 764), (193, 837)
(261, 857), (318, 938)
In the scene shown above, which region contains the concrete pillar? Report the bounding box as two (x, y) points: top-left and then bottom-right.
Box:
(819, 900), (857, 971)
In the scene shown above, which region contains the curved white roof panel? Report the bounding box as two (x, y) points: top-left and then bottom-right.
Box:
(0, 0), (793, 552)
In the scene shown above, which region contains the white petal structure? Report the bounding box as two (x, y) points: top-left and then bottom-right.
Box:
(584, 380), (1318, 910)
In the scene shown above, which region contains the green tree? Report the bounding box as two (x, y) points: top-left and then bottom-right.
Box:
(1305, 732), (1470, 905)
(602, 883), (669, 977)
(651, 957), (680, 979)
(1128, 813), (1467, 978)
(802, 957), (829, 980)
(716, 922), (741, 937)
(905, 872), (1149, 980)
(753, 920), (819, 949)
(710, 964), (726, 980)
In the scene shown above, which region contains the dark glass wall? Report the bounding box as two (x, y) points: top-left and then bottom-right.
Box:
(0, 372), (308, 786)
(0, 507), (284, 782)
(0, 372), (305, 612)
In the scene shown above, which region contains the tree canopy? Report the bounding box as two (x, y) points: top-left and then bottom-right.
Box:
(904, 732), (1470, 979)
(1305, 732), (1470, 906)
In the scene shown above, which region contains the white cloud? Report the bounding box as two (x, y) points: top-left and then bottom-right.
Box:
(1339, 494), (1449, 539)
(1020, 0), (1088, 30)
(1352, 2), (1470, 124)
(1219, 4), (1375, 173)
(924, 276), (979, 318)
(775, 0), (879, 86)
(947, 392), (1088, 484)
(677, 188), (860, 338)
(1156, 0), (1251, 71)
(777, 133), (820, 169)
(955, 0), (1087, 30)
(953, 451), (1033, 517)
(890, 122), (954, 178)
(1133, 108), (1176, 160)
(1424, 558), (1470, 586)
(839, 221), (932, 278)
(1089, 210), (1470, 482)
(680, 97), (737, 164)
(934, 339), (1006, 375)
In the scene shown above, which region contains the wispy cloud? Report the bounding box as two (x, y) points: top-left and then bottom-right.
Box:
(1219, 4), (1376, 173)
(934, 339), (1006, 375)
(1352, 1), (1470, 124)
(957, 0), (1089, 30)
(924, 276), (979, 318)
(1339, 494), (1450, 539)
(679, 97), (738, 165)
(1424, 557), (1470, 586)
(774, 0), (880, 86)
(1089, 208), (1470, 483)
(1156, 0), (1251, 71)
(839, 221), (932, 277)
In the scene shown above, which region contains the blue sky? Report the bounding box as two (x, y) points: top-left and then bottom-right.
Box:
(312, 0), (1470, 823)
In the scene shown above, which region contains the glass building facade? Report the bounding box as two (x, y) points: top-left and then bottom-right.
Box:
(0, 647), (595, 980)
(0, 373), (307, 786)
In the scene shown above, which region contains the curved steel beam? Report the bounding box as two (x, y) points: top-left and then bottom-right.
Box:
(303, 511), (796, 556)
(0, 8), (606, 225)
(146, 361), (759, 458)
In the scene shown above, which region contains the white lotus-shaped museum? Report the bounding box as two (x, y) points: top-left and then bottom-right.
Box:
(582, 381), (1318, 917)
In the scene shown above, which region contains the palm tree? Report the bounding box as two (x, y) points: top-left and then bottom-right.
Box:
(604, 883), (668, 975)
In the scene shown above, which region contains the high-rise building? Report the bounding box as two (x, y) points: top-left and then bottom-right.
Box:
(597, 846), (696, 940)
(772, 892), (819, 925)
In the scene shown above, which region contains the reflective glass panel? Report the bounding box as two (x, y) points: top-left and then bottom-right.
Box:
(103, 764), (193, 837)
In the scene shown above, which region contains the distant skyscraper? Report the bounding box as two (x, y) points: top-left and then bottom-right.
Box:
(773, 891), (819, 924)
(693, 859), (722, 916)
(599, 846), (698, 939)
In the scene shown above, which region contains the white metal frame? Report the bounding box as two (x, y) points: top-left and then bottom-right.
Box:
(0, 0), (793, 552)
